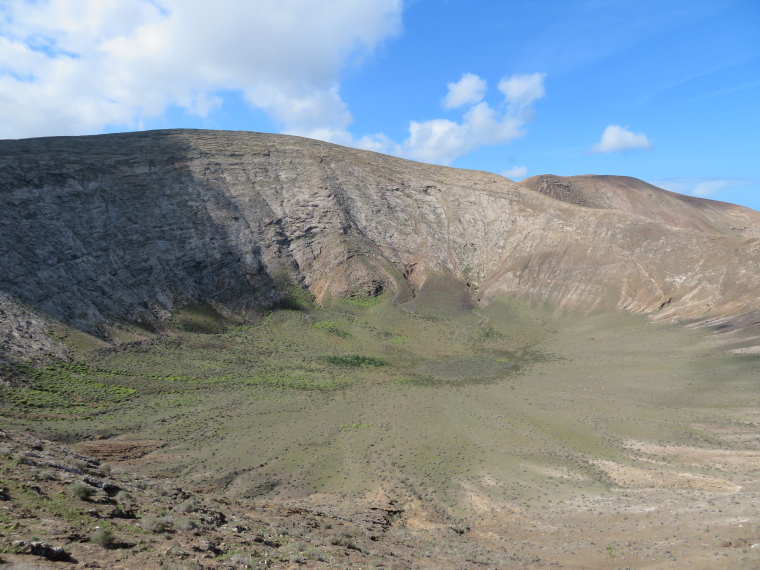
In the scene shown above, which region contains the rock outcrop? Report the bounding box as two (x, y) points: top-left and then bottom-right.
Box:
(2, 129), (760, 359)
(0, 292), (68, 365)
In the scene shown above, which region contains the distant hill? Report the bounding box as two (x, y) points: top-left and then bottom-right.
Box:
(519, 174), (760, 238)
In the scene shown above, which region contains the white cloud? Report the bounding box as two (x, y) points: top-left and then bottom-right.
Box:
(0, 0), (403, 139)
(650, 177), (756, 198)
(0, 4), (544, 167)
(361, 72), (545, 165)
(498, 73), (546, 107)
(590, 124), (652, 154)
(443, 73), (486, 109)
(501, 166), (527, 180)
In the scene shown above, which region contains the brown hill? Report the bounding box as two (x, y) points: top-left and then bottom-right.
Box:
(519, 174), (760, 238)
(2, 130), (760, 359)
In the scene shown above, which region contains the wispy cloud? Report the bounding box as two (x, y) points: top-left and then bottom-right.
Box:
(650, 177), (756, 198)
(515, 0), (717, 75)
(590, 125), (652, 154)
(683, 79), (760, 105)
(635, 59), (753, 107)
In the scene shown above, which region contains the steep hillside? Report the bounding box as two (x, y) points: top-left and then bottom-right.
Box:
(519, 174), (760, 238)
(2, 130), (760, 361)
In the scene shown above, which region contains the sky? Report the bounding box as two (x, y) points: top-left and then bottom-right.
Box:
(1, 0), (759, 210)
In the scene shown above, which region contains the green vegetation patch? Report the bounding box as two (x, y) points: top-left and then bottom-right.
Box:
(312, 320), (350, 338)
(322, 355), (387, 367)
(0, 362), (136, 416)
(342, 294), (383, 308)
(173, 303), (227, 334)
(402, 348), (553, 387)
(279, 284), (316, 311)
(338, 422), (372, 430)
(239, 374), (354, 392)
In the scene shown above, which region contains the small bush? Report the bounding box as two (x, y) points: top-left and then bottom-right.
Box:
(70, 459), (88, 471)
(174, 499), (197, 513)
(141, 516), (169, 533)
(175, 518), (196, 531)
(30, 468), (54, 481)
(69, 482), (96, 501)
(229, 554), (254, 568)
(99, 462), (112, 476)
(323, 355), (386, 367)
(329, 531), (357, 549)
(313, 321), (349, 338)
(90, 527), (114, 548)
(115, 490), (134, 506)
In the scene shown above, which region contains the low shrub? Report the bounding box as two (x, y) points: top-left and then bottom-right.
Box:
(156, 483), (176, 497)
(175, 518), (196, 531)
(313, 321), (350, 338)
(115, 490), (134, 506)
(30, 468), (54, 481)
(90, 527), (114, 548)
(174, 499), (197, 513)
(140, 516), (169, 533)
(70, 459), (88, 471)
(329, 531), (357, 549)
(323, 355), (386, 367)
(69, 482), (96, 501)
(229, 554), (254, 568)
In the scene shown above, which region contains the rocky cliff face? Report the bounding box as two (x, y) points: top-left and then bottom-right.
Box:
(0, 292), (68, 365)
(2, 129), (760, 358)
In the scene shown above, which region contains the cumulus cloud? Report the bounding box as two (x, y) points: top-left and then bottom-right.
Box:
(501, 166), (527, 180)
(361, 72), (545, 165)
(498, 73), (545, 108)
(590, 125), (652, 154)
(0, 4), (545, 166)
(650, 177), (756, 198)
(443, 73), (487, 109)
(0, 0), (402, 139)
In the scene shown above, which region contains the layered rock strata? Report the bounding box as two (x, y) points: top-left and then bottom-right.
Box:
(2, 129), (760, 357)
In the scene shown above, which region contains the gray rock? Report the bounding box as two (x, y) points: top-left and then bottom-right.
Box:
(0, 292), (67, 365)
(12, 540), (69, 561)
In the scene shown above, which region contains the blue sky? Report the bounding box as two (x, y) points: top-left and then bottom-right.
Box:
(1, 0), (758, 209)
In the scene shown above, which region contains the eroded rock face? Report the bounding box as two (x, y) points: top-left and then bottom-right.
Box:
(2, 129), (760, 358)
(0, 293), (67, 365)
